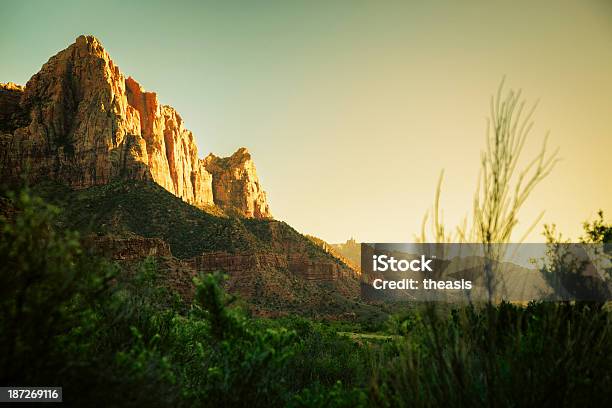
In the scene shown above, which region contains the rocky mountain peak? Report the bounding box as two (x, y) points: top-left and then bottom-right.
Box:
(204, 148), (272, 218)
(0, 35), (271, 218)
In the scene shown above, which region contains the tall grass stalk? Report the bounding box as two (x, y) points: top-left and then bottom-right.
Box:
(387, 81), (574, 407)
(420, 79), (558, 299)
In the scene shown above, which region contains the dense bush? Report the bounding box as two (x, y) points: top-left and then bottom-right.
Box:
(371, 302), (611, 407)
(0, 188), (116, 385)
(1, 190), (610, 407)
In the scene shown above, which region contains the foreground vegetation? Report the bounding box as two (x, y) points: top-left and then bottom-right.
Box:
(1, 189), (610, 407)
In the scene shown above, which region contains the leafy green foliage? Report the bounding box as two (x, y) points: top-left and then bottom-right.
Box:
(289, 381), (367, 408)
(0, 188), (116, 384)
(371, 302), (612, 407)
(1, 188), (611, 407)
(581, 210), (612, 244)
(542, 212), (611, 302)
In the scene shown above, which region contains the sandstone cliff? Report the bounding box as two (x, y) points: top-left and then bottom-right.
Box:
(204, 148), (271, 218)
(0, 35), (270, 218)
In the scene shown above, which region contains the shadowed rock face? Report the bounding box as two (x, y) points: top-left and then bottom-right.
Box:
(0, 82), (27, 132)
(0, 35), (270, 218)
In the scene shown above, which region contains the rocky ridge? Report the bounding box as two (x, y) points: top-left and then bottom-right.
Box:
(82, 234), (359, 312)
(0, 35), (271, 218)
(204, 148), (271, 218)
(7, 179), (361, 315)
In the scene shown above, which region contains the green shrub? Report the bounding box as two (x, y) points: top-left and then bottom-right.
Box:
(2, 188), (610, 407)
(372, 303), (612, 407)
(0, 188), (115, 384)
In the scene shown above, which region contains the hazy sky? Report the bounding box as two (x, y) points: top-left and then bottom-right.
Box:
(2, 0), (611, 243)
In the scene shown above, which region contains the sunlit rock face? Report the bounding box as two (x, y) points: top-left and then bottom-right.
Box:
(0, 35), (271, 217)
(124, 76), (214, 207)
(1, 35), (149, 187)
(203, 148), (272, 218)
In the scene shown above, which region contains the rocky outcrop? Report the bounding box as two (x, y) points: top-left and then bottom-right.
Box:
(307, 235), (361, 274)
(80, 235), (354, 302)
(84, 235), (172, 260)
(332, 238), (361, 270)
(190, 251), (340, 281)
(0, 35), (269, 217)
(203, 148), (272, 218)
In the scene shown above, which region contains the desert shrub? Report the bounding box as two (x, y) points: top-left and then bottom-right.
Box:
(289, 381), (367, 408)
(2, 188), (610, 407)
(542, 211), (612, 304)
(372, 302), (612, 407)
(0, 190), (365, 406)
(279, 317), (372, 390)
(0, 188), (116, 384)
(174, 272), (296, 406)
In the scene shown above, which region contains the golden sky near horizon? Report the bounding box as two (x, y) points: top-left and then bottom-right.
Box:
(1, 0), (611, 243)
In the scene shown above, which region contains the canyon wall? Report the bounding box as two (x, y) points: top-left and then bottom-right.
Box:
(82, 235), (349, 302)
(0, 35), (270, 218)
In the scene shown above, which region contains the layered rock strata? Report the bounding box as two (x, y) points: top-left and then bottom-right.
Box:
(204, 148), (271, 218)
(0, 35), (270, 217)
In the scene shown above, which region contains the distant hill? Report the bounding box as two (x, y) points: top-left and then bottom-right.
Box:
(16, 180), (370, 317)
